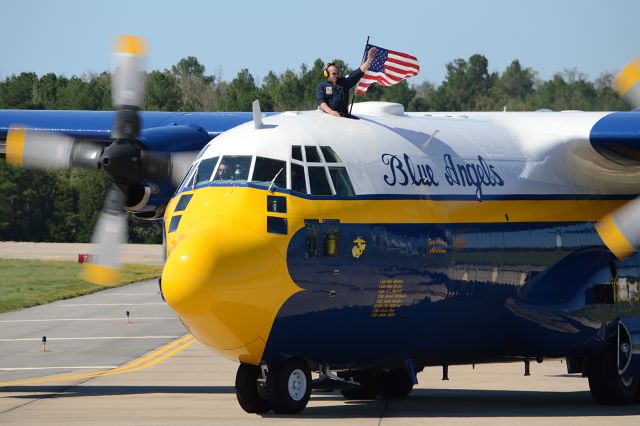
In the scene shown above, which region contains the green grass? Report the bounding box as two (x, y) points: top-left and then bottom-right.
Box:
(0, 259), (162, 314)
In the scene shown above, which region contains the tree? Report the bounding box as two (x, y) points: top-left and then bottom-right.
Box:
(146, 70), (182, 111)
(223, 69), (260, 111)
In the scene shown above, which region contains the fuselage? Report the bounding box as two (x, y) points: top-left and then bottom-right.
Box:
(160, 104), (640, 369)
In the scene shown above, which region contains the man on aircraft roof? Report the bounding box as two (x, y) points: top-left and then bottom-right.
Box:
(316, 47), (377, 118)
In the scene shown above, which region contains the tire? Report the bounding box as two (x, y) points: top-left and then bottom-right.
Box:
(378, 369), (414, 398)
(340, 371), (378, 400)
(267, 359), (311, 414)
(587, 345), (638, 405)
(235, 363), (270, 414)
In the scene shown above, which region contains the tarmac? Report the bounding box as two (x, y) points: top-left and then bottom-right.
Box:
(1, 243), (640, 425)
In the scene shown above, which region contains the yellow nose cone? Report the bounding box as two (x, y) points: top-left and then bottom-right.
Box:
(162, 222), (297, 363)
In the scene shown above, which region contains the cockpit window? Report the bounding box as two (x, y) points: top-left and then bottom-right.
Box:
(213, 155), (252, 182)
(292, 145), (303, 161)
(195, 156), (218, 185)
(178, 163), (196, 192)
(291, 163), (307, 194)
(329, 167), (355, 196)
(252, 157), (286, 189)
(304, 146), (321, 163)
(320, 146), (341, 163)
(308, 166), (332, 195)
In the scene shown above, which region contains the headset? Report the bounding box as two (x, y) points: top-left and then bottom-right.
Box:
(323, 63), (336, 78)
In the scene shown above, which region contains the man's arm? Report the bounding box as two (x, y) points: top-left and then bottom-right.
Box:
(319, 102), (340, 116)
(316, 82), (340, 117)
(360, 47), (377, 73)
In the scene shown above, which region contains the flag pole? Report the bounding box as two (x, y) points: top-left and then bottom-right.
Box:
(349, 36), (369, 116)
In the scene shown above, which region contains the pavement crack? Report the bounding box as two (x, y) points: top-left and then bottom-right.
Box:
(0, 376), (95, 416)
(377, 397), (390, 426)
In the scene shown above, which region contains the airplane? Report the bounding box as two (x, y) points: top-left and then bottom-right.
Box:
(2, 35), (640, 414)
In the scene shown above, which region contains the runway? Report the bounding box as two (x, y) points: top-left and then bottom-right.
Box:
(1, 246), (640, 424)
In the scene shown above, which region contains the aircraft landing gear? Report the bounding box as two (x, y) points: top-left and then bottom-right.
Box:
(378, 369), (414, 398)
(587, 344), (639, 405)
(236, 359), (312, 414)
(266, 358), (312, 414)
(235, 363), (270, 413)
(340, 368), (414, 400)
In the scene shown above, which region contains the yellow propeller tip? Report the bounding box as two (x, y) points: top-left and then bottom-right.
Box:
(596, 214), (635, 259)
(82, 263), (120, 286)
(5, 126), (25, 167)
(614, 57), (640, 97)
(115, 35), (147, 56)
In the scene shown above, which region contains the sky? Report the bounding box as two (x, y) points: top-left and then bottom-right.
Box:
(1, 0), (639, 87)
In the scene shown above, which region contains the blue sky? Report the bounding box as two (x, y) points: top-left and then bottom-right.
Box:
(1, 0), (638, 86)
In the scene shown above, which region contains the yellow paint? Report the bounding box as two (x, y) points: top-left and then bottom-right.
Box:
(5, 126), (25, 167)
(115, 35), (147, 55)
(162, 217), (301, 365)
(596, 214), (635, 259)
(82, 263), (120, 286)
(614, 57), (640, 96)
(162, 185), (631, 365)
(0, 335), (195, 387)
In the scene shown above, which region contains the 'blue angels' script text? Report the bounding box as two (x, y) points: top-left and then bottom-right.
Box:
(381, 153), (504, 200)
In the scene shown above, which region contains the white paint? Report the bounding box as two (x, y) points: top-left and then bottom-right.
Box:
(0, 336), (179, 342)
(58, 303), (165, 306)
(0, 317), (175, 323)
(0, 366), (117, 371)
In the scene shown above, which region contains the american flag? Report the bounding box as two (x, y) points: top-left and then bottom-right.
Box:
(355, 44), (420, 94)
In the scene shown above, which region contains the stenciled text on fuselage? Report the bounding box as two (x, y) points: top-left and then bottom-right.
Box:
(381, 153), (504, 200)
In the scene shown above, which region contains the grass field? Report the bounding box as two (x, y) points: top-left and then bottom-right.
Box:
(0, 259), (162, 314)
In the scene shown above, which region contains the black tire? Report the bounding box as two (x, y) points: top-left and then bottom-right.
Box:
(587, 345), (638, 405)
(235, 363), (270, 414)
(340, 371), (378, 400)
(267, 359), (311, 414)
(378, 369), (414, 398)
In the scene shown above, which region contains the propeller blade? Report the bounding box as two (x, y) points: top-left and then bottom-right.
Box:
(82, 184), (128, 285)
(6, 126), (103, 170)
(596, 197), (640, 259)
(614, 57), (640, 109)
(112, 35), (147, 140)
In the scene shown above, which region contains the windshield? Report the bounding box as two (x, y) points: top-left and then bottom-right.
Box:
(213, 155), (252, 182)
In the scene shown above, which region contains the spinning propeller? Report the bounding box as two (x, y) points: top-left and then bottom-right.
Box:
(596, 57), (640, 259)
(6, 36), (191, 284)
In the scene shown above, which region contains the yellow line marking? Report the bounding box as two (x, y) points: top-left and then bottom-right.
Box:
(0, 335), (195, 387)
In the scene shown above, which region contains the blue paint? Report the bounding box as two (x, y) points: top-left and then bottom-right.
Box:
(590, 111), (640, 162)
(261, 221), (640, 368)
(0, 109), (268, 148)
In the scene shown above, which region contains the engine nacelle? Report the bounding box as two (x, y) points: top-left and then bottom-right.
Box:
(124, 182), (166, 220)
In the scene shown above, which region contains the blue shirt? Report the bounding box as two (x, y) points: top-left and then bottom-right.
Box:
(315, 68), (364, 117)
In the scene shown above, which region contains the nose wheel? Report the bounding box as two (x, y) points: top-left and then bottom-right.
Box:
(267, 358), (312, 414)
(587, 344), (639, 405)
(235, 364), (270, 413)
(235, 359), (312, 414)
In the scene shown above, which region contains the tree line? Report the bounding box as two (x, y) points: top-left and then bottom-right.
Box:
(0, 54), (630, 243)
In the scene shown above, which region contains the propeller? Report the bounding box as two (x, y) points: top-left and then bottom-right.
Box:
(595, 58), (640, 259)
(5, 35), (192, 284)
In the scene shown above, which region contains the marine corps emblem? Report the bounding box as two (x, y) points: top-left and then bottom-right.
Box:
(352, 236), (366, 259)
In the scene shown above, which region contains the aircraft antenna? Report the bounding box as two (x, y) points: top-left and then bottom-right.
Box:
(349, 35), (370, 116)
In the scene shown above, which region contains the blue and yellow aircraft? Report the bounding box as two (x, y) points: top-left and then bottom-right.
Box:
(2, 36), (640, 414)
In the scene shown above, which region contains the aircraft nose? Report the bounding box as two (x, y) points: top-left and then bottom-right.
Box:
(161, 222), (291, 362)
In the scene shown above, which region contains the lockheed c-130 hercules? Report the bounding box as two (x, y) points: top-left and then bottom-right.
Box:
(2, 36), (640, 414)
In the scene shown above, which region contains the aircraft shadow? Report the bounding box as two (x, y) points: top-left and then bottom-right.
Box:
(265, 388), (640, 419)
(0, 385), (234, 399)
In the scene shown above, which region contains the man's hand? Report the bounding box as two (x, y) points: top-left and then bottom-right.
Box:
(361, 47), (378, 73)
(367, 47), (377, 61)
